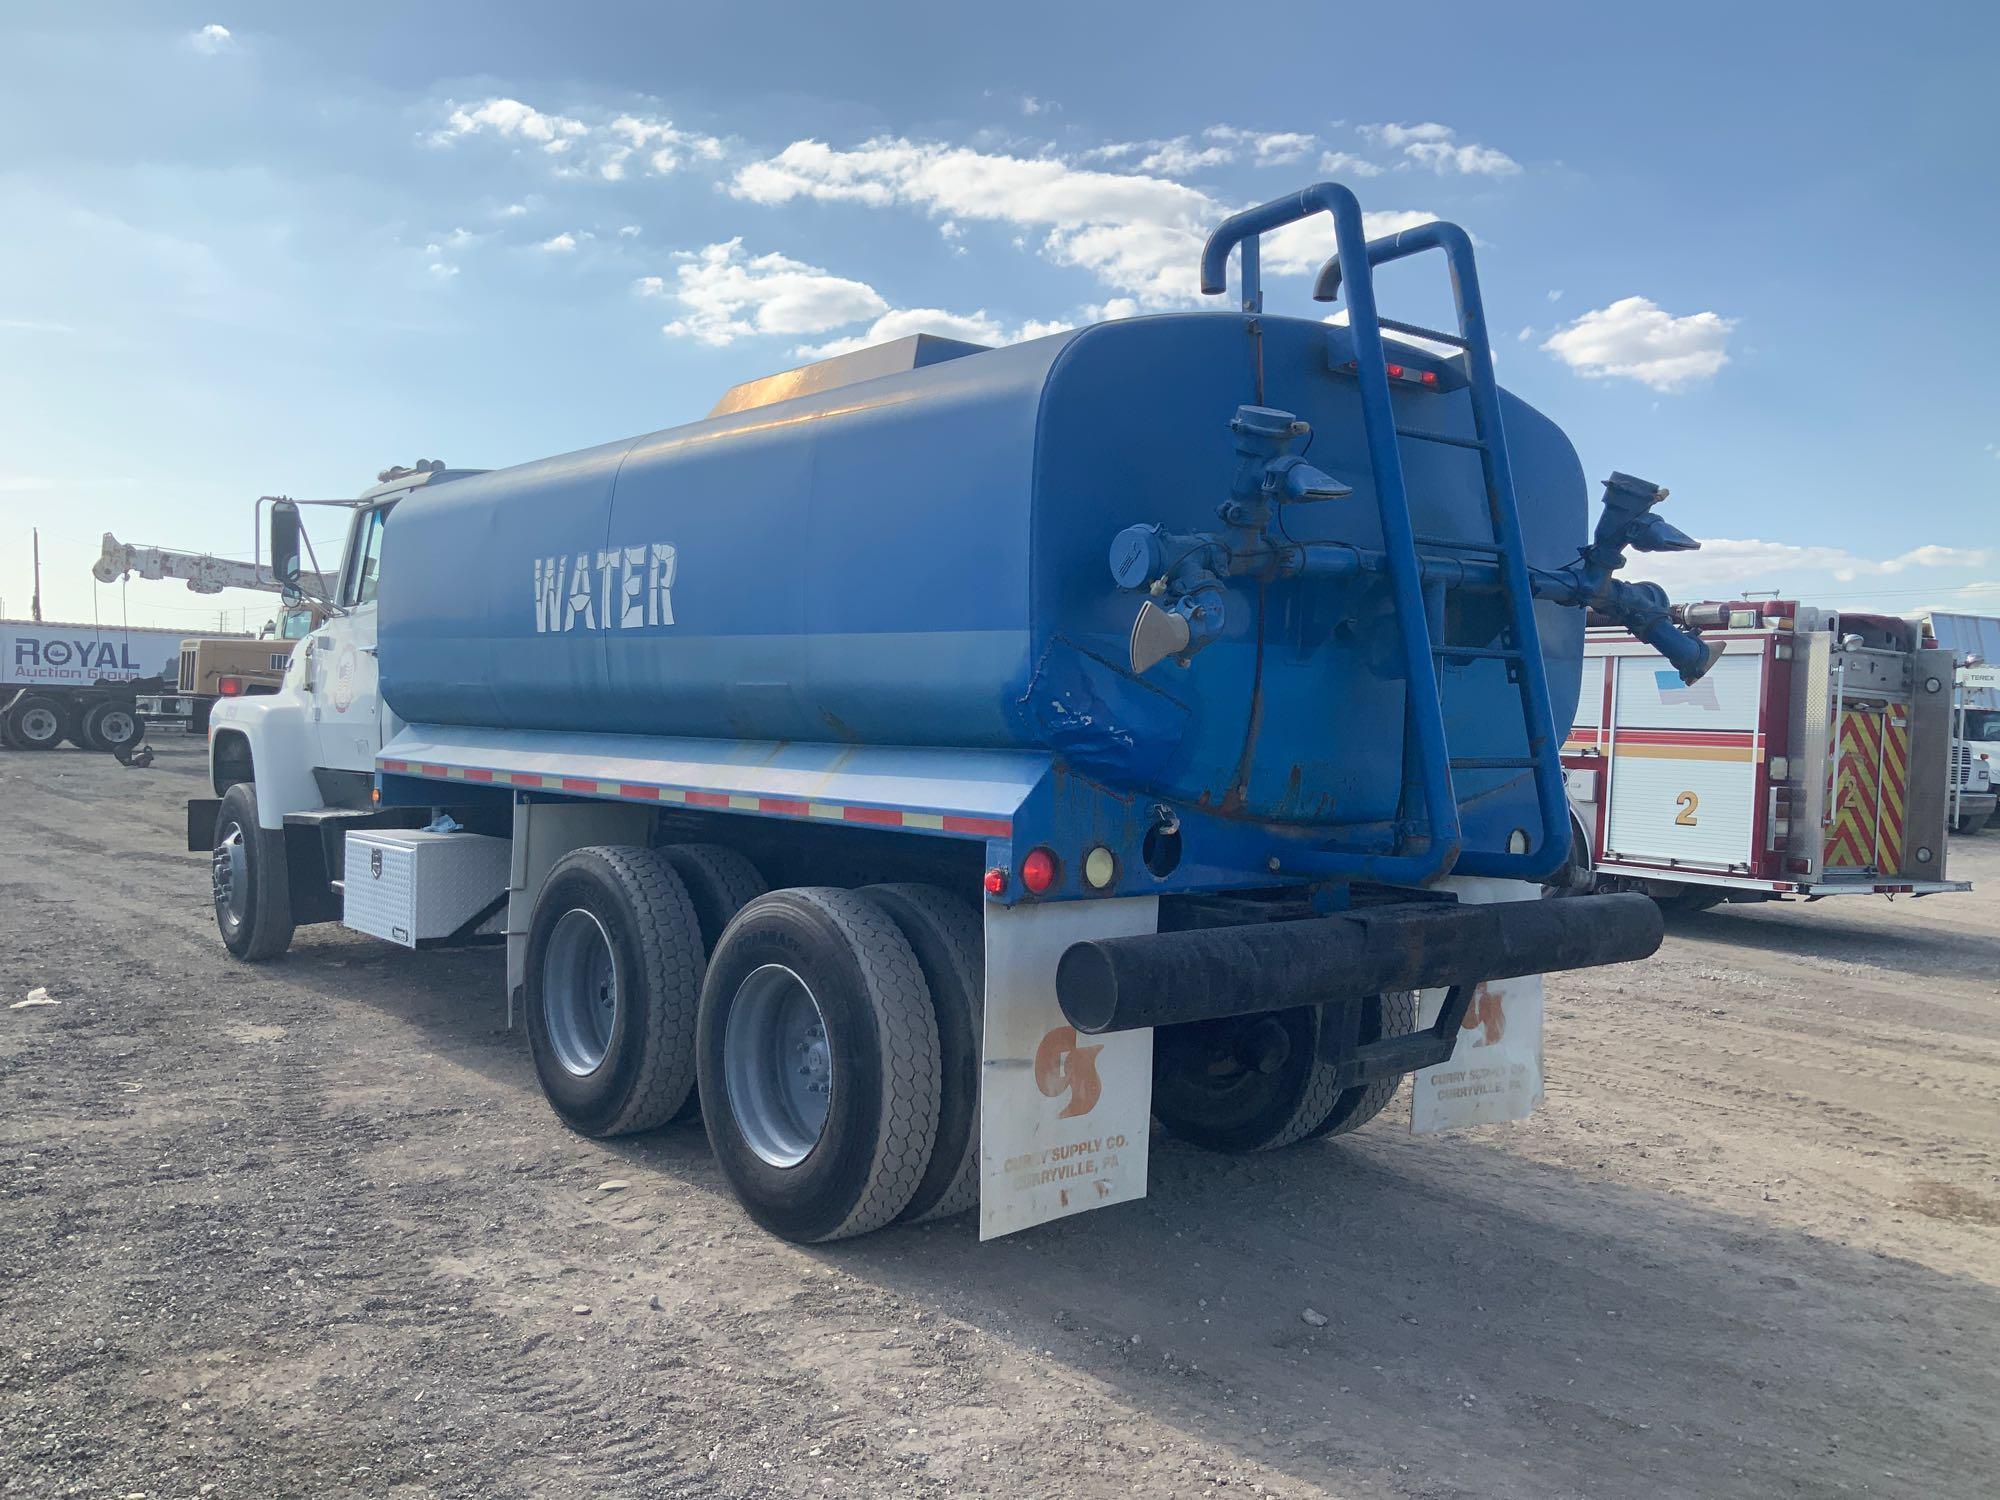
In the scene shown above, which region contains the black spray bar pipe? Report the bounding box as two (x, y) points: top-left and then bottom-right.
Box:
(1056, 892), (1663, 1035)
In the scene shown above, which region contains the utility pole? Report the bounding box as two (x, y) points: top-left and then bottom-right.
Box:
(31, 528), (42, 622)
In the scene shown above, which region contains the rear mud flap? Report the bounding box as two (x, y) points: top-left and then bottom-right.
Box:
(979, 896), (1157, 1240)
(1409, 876), (1546, 1133)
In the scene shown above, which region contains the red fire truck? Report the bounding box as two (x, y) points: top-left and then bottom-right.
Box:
(1560, 601), (1970, 908)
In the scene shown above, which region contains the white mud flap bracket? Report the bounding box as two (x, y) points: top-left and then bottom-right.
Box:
(979, 896), (1158, 1240)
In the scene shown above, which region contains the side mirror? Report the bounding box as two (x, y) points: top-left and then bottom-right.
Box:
(269, 501), (302, 597)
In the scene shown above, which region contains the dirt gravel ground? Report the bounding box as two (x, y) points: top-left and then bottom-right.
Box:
(2, 739), (1996, 1500)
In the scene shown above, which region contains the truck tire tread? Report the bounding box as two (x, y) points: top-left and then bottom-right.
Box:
(698, 887), (940, 1242)
(526, 846), (704, 1137)
(861, 883), (984, 1223)
(659, 844), (768, 1122)
(214, 782), (294, 961)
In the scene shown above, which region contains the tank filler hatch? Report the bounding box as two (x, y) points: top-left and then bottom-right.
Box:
(707, 333), (990, 418)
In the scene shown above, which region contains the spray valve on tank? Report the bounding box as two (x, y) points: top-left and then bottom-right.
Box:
(1527, 473), (1723, 687)
(1112, 404), (1351, 675)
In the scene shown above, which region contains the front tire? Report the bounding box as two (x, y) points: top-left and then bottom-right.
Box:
(524, 846), (704, 1138)
(698, 888), (939, 1243)
(212, 782), (295, 960)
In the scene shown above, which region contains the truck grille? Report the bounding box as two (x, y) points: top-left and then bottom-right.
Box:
(178, 646), (197, 693)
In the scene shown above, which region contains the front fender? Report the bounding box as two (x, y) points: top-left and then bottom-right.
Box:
(207, 693), (321, 830)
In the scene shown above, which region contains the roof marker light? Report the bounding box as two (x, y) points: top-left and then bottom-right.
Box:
(1420, 370), (1439, 386)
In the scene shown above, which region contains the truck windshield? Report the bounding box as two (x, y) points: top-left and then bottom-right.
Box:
(1962, 710), (2000, 742)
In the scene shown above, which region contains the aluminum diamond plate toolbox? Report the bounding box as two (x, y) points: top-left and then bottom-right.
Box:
(343, 830), (508, 948)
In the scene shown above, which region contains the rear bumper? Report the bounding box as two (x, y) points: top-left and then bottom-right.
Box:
(1056, 891), (1662, 1034)
(1799, 879), (1970, 897)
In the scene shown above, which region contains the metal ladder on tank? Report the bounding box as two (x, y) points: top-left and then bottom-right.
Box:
(1199, 183), (1571, 884)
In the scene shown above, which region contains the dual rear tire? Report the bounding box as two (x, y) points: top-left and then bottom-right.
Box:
(522, 847), (981, 1242)
(0, 694), (144, 753)
(1150, 991), (1417, 1153)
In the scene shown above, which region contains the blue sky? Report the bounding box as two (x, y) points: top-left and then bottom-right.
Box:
(2, 1), (1995, 631)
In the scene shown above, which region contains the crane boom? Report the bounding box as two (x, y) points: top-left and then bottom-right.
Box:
(94, 533), (330, 597)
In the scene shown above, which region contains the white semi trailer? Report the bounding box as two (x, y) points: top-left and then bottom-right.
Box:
(0, 619), (188, 752)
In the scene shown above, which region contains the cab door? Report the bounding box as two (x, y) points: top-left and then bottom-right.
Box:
(309, 504), (389, 776)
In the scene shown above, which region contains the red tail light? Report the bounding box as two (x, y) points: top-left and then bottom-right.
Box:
(217, 676), (244, 697)
(1020, 847), (1059, 895)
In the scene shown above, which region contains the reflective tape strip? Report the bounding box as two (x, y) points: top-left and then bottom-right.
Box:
(377, 757), (1012, 839)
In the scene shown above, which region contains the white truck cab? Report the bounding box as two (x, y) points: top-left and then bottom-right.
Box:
(205, 464), (471, 829)
(1951, 691), (1999, 834)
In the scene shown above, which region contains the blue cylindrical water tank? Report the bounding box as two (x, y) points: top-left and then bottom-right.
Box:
(379, 313), (1585, 830)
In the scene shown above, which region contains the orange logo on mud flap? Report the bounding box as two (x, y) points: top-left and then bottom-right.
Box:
(1460, 982), (1505, 1048)
(1034, 1025), (1103, 1119)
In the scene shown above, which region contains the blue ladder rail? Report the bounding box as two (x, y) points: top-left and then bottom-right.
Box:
(1197, 183), (1571, 885)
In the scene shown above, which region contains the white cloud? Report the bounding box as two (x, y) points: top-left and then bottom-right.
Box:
(607, 113), (725, 176)
(1261, 208), (1438, 276)
(500, 202), (530, 218)
(1363, 122), (1455, 149)
(428, 262), (459, 279)
(1360, 122), (1520, 177)
(1204, 126), (1315, 166)
(190, 24), (234, 55)
(1542, 296), (1736, 391)
(796, 307), (1072, 359)
(534, 232), (579, 253)
(1547, 289), (1563, 302)
(730, 136), (1434, 307)
(436, 98), (588, 154)
(1642, 539), (1990, 593)
(1318, 150), (1384, 178)
(648, 240), (889, 347)
(618, 224), (641, 238)
(1137, 139), (1235, 176)
(1020, 95), (1054, 117)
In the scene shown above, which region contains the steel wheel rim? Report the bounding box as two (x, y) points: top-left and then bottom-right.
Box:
(98, 709), (137, 744)
(543, 908), (619, 1077)
(723, 964), (832, 1168)
(17, 705), (59, 744)
(212, 825), (247, 926)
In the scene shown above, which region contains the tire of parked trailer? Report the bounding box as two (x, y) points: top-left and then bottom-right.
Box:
(1151, 990), (1418, 1154)
(658, 844), (769, 1122)
(211, 782), (295, 961)
(862, 883), (984, 1223)
(697, 887), (940, 1243)
(3, 692), (69, 752)
(524, 846), (704, 1138)
(82, 700), (145, 755)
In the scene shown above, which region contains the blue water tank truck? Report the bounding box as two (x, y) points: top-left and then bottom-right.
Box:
(192, 184), (1719, 1243)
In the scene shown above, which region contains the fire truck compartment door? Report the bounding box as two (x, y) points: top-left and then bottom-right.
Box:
(1605, 653), (1763, 868)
